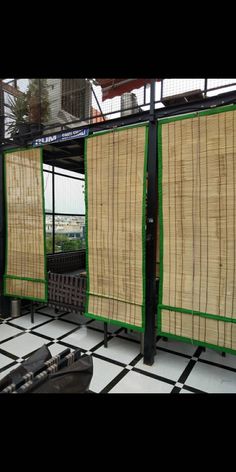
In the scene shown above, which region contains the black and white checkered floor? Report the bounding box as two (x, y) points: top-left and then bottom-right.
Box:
(1, 305), (236, 393)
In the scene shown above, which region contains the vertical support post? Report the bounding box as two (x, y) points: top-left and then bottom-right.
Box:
(31, 301), (34, 324)
(160, 79), (164, 102)
(144, 79), (158, 365)
(52, 166), (55, 254)
(104, 322), (108, 348)
(204, 79), (207, 98)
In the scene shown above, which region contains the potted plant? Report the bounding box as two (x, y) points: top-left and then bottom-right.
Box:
(7, 94), (30, 138)
(26, 79), (50, 135)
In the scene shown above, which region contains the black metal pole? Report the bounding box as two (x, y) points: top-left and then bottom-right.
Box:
(204, 78), (207, 98)
(144, 79), (158, 365)
(160, 79), (164, 102)
(52, 166), (55, 254)
(31, 300), (34, 324)
(104, 322), (108, 348)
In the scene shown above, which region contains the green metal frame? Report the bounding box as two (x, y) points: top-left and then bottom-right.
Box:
(3, 146), (48, 302)
(157, 104), (236, 354)
(84, 123), (148, 331)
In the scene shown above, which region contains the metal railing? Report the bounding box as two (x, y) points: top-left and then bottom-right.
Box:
(1, 78), (236, 144)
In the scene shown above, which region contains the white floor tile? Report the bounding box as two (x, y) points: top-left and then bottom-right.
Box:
(10, 314), (50, 329)
(199, 348), (236, 369)
(187, 362), (236, 393)
(0, 333), (49, 357)
(0, 364), (17, 380)
(109, 370), (173, 393)
(62, 326), (104, 350)
(156, 338), (197, 356)
(135, 350), (189, 382)
(0, 353), (13, 370)
(0, 324), (22, 342)
(180, 388), (194, 394)
(48, 343), (72, 357)
(95, 337), (140, 365)
(89, 357), (124, 393)
(33, 320), (78, 339)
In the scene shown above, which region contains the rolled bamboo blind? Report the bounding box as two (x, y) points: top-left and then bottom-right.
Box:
(85, 125), (148, 330)
(4, 147), (47, 302)
(158, 106), (236, 352)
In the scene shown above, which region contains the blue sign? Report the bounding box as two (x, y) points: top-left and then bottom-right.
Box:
(32, 128), (89, 147)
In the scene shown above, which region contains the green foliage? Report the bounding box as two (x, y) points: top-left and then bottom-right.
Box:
(46, 234), (85, 254)
(27, 79), (50, 123)
(7, 80), (50, 137)
(46, 236), (53, 254)
(7, 94), (29, 136)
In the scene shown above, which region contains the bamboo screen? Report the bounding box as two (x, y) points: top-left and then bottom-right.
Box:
(85, 125), (148, 331)
(158, 106), (236, 353)
(4, 147), (47, 302)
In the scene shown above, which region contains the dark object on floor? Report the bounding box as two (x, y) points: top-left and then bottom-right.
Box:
(31, 355), (93, 393)
(0, 344), (51, 391)
(0, 344), (93, 394)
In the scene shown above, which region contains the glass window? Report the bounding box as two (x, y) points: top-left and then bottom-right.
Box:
(54, 167), (84, 179)
(45, 214), (53, 254)
(43, 164), (53, 171)
(44, 171), (53, 213)
(55, 215), (85, 253)
(55, 174), (85, 214)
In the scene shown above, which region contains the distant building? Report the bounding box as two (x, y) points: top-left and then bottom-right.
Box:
(46, 216), (85, 240)
(0, 80), (24, 141)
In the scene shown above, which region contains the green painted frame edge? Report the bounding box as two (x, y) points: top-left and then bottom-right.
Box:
(142, 125), (148, 330)
(4, 275), (46, 283)
(84, 123), (148, 332)
(84, 137), (89, 315)
(159, 331), (236, 356)
(3, 146), (47, 302)
(84, 311), (144, 332)
(157, 103), (236, 354)
(88, 121), (149, 138)
(159, 304), (236, 324)
(157, 121), (163, 308)
(158, 103), (236, 125)
(40, 146), (48, 302)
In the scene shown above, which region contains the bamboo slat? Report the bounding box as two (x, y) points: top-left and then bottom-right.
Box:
(160, 109), (236, 348)
(4, 148), (46, 301)
(86, 126), (147, 329)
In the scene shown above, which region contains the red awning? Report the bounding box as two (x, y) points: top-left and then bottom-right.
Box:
(95, 79), (159, 101)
